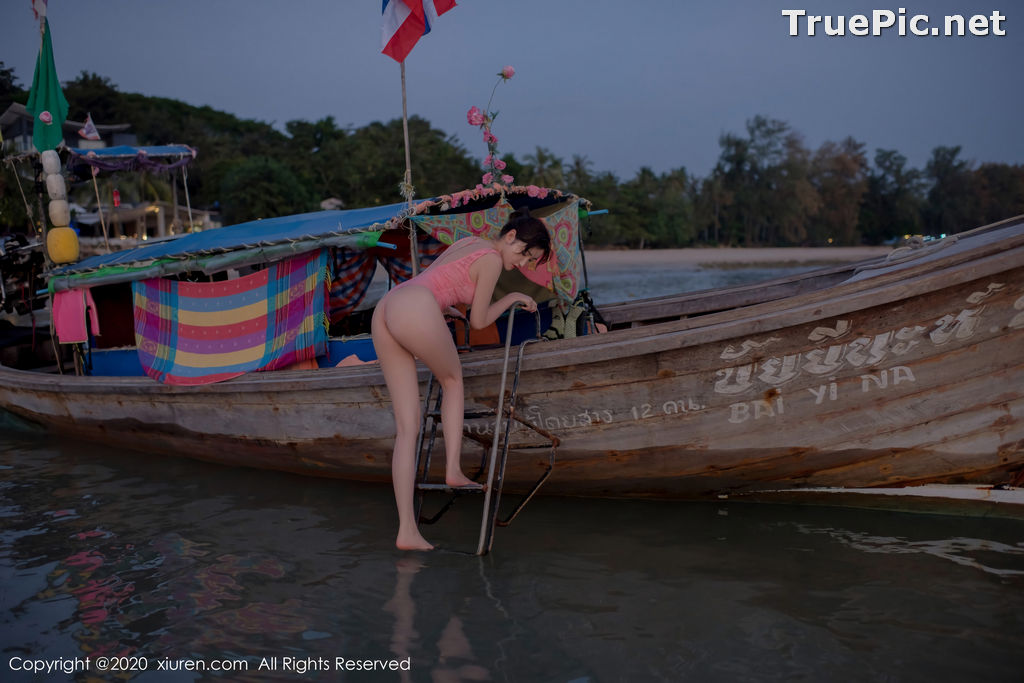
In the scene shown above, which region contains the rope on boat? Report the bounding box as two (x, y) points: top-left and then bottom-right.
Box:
(853, 233), (961, 275)
(884, 234), (959, 262)
(181, 164), (195, 230)
(4, 157), (40, 236)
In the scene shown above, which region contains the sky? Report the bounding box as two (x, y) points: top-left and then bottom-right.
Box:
(2, 0), (1021, 182)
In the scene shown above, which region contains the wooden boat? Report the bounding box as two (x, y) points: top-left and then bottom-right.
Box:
(1, 188), (1023, 506)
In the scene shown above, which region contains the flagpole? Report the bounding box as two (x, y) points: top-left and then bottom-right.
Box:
(400, 61), (419, 276)
(383, 1), (456, 276)
(90, 170), (111, 252)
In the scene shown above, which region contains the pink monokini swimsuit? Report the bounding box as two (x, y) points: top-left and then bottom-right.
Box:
(391, 246), (497, 310)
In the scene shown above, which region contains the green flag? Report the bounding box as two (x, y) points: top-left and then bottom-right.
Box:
(25, 18), (68, 152)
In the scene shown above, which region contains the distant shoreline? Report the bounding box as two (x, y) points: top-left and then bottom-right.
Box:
(584, 246), (892, 268)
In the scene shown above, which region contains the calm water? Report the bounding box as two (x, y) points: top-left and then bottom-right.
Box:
(583, 263), (821, 304)
(3, 264), (1024, 682)
(2, 432), (1023, 682)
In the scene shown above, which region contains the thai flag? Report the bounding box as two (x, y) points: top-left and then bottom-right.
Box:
(381, 0), (456, 63)
(78, 112), (101, 141)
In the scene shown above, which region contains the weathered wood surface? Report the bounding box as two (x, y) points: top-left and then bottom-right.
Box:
(1, 218), (1023, 498)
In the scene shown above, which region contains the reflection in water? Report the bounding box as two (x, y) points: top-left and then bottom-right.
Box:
(2, 433), (1024, 681)
(384, 557), (419, 683)
(385, 557), (489, 682)
(797, 525), (1024, 578)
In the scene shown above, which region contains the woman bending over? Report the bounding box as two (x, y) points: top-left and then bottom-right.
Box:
(371, 211), (552, 550)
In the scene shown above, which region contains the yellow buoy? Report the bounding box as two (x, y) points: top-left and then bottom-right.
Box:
(46, 226), (80, 264)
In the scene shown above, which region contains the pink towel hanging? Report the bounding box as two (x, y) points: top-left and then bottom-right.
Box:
(52, 288), (100, 344)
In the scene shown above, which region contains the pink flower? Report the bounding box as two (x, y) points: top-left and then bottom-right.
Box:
(467, 106), (486, 127)
(526, 185), (541, 198)
(501, 174), (514, 184)
(493, 158), (507, 170)
(500, 65), (515, 80)
(483, 130), (497, 144)
(484, 154), (493, 166)
(482, 172), (494, 185)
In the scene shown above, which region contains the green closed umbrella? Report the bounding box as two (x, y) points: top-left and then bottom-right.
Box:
(25, 18), (68, 152)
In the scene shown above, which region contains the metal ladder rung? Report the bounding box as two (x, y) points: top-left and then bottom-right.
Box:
(416, 483), (487, 492)
(424, 409), (496, 420)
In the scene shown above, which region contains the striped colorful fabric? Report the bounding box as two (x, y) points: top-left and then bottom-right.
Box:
(329, 248), (376, 323)
(326, 236), (447, 325)
(132, 250), (330, 385)
(381, 232), (446, 285)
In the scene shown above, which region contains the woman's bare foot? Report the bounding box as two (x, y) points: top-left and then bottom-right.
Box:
(445, 471), (484, 489)
(396, 527), (434, 551)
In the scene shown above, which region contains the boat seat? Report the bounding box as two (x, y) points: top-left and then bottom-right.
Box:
(317, 335), (377, 367)
(88, 346), (145, 376)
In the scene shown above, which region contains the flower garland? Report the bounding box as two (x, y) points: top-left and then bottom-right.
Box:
(414, 184), (566, 214)
(467, 65), (517, 192)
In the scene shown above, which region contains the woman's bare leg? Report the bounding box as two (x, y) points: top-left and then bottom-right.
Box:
(372, 298), (434, 551)
(380, 288), (476, 488)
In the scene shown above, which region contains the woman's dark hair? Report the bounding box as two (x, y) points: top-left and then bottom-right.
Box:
(500, 208), (552, 264)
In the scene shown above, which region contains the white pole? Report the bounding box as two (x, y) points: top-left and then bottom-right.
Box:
(91, 171), (111, 252)
(400, 61), (419, 276)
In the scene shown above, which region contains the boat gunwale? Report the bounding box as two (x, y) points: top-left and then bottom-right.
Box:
(514, 238), (1024, 368)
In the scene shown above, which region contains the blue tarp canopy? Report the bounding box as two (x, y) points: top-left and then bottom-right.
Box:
(67, 144), (198, 174)
(47, 203), (418, 291)
(53, 203), (411, 273)
(68, 145), (195, 159)
(45, 186), (585, 292)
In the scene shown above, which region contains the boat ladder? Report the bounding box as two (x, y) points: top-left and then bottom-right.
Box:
(414, 306), (559, 555)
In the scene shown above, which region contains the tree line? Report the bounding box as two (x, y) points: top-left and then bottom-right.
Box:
(2, 67), (1022, 247)
(582, 117), (1024, 248)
